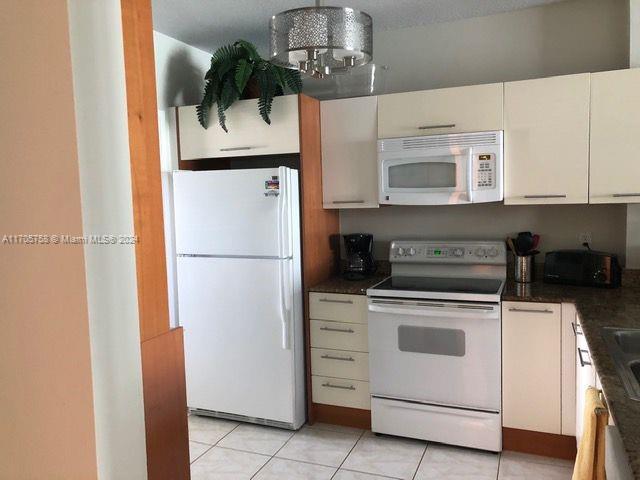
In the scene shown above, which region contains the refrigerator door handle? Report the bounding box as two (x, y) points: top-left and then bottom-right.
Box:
(279, 260), (291, 350)
(278, 167), (291, 259)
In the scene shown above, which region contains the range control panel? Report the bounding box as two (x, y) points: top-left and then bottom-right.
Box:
(390, 240), (507, 265)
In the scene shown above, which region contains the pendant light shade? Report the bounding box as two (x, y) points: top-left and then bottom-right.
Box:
(270, 4), (373, 78)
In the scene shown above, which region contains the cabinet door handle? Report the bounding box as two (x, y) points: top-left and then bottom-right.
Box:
(571, 322), (583, 336)
(219, 146), (254, 152)
(320, 326), (355, 333)
(321, 354), (355, 362)
(508, 307), (554, 314)
(332, 200), (366, 204)
(417, 123), (456, 130)
(322, 382), (356, 390)
(319, 298), (353, 304)
(578, 348), (592, 367)
(612, 193), (640, 198)
(523, 194), (567, 199)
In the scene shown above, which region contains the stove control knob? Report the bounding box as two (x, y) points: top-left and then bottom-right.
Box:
(397, 247), (405, 256)
(453, 248), (464, 257)
(475, 248), (486, 257)
(488, 247), (499, 257)
(407, 247), (416, 256)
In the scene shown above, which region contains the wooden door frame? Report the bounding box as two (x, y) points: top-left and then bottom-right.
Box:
(120, 1), (190, 479)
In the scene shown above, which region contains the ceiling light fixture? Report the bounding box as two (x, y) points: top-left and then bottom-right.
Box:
(269, 0), (373, 79)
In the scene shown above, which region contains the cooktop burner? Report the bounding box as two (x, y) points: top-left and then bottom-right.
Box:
(373, 276), (504, 295)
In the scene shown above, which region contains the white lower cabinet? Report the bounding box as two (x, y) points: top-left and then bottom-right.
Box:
(575, 312), (597, 446)
(312, 376), (370, 410)
(309, 292), (370, 410)
(502, 301), (577, 436)
(502, 301), (562, 434)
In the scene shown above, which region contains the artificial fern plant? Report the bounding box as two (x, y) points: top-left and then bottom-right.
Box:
(197, 40), (302, 131)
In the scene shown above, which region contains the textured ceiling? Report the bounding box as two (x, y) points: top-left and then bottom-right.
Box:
(152, 0), (567, 54)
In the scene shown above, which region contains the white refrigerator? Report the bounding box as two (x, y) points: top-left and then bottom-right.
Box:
(173, 167), (305, 429)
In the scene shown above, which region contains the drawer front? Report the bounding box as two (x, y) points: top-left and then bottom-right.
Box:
(311, 348), (369, 381)
(378, 83), (503, 138)
(312, 375), (370, 410)
(310, 320), (369, 352)
(309, 292), (367, 324)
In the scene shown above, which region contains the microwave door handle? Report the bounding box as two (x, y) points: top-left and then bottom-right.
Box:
(466, 150), (474, 203)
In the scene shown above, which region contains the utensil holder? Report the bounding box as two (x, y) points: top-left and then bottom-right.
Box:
(515, 255), (534, 283)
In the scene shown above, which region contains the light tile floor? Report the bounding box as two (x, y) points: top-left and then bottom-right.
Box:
(188, 415), (574, 480)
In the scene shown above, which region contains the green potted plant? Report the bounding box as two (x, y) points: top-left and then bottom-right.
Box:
(197, 40), (303, 132)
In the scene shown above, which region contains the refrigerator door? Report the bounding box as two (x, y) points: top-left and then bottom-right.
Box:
(177, 255), (298, 424)
(173, 167), (294, 258)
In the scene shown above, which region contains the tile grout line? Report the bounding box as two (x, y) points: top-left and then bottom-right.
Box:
(496, 451), (502, 480)
(189, 420), (241, 465)
(249, 424), (299, 479)
(329, 428), (367, 480)
(411, 442), (429, 480)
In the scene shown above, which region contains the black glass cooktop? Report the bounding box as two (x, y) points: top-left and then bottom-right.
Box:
(372, 276), (503, 295)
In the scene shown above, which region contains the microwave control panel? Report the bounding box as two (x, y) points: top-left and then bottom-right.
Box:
(474, 154), (495, 190)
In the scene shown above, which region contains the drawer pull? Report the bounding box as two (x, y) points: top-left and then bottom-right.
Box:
(322, 382), (356, 391)
(320, 326), (355, 333)
(219, 146), (254, 152)
(332, 200), (365, 204)
(318, 298), (354, 304)
(578, 348), (592, 367)
(417, 124), (456, 130)
(571, 321), (583, 336)
(523, 194), (567, 199)
(321, 354), (355, 362)
(508, 307), (554, 314)
(612, 193), (640, 198)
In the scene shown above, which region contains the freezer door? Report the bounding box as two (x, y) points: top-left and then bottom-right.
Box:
(177, 255), (297, 423)
(173, 167), (295, 258)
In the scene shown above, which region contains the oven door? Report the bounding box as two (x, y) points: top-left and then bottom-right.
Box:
(367, 298), (501, 412)
(379, 147), (472, 205)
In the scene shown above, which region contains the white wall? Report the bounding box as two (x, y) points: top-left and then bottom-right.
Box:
(341, 0), (631, 263)
(376, 0), (629, 94)
(154, 30), (211, 111)
(154, 32), (211, 327)
(341, 204), (627, 262)
(68, 1), (148, 478)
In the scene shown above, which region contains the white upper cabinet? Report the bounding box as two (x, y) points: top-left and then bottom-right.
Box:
(377, 83), (503, 139)
(504, 73), (590, 205)
(177, 95), (300, 160)
(590, 68), (640, 203)
(321, 96), (379, 209)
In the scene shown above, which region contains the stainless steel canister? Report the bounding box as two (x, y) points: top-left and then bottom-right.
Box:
(515, 255), (534, 283)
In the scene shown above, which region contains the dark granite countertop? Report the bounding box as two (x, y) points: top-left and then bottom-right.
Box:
(308, 275), (387, 295)
(310, 271), (640, 477)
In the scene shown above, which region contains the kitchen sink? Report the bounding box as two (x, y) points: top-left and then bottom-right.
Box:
(613, 330), (640, 355)
(602, 327), (640, 401)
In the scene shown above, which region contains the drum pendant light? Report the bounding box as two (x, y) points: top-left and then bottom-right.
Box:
(269, 0), (373, 78)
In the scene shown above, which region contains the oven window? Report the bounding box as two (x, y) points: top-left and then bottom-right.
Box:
(397, 325), (465, 357)
(388, 161), (456, 189)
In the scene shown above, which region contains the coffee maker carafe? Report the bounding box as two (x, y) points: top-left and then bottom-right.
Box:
(343, 234), (376, 280)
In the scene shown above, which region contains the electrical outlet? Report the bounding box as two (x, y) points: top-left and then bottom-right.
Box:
(579, 232), (592, 245)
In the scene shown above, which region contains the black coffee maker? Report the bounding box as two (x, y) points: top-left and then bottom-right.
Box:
(343, 234), (376, 280)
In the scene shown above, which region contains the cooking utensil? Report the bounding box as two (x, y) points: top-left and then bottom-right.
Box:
(532, 234), (540, 251)
(515, 232), (533, 255)
(506, 237), (517, 255)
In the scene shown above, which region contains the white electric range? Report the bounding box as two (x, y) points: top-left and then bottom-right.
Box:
(366, 240), (506, 452)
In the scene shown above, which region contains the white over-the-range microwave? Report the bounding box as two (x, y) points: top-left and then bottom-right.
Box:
(378, 131), (503, 205)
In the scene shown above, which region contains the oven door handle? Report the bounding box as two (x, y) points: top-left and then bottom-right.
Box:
(368, 302), (498, 318)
